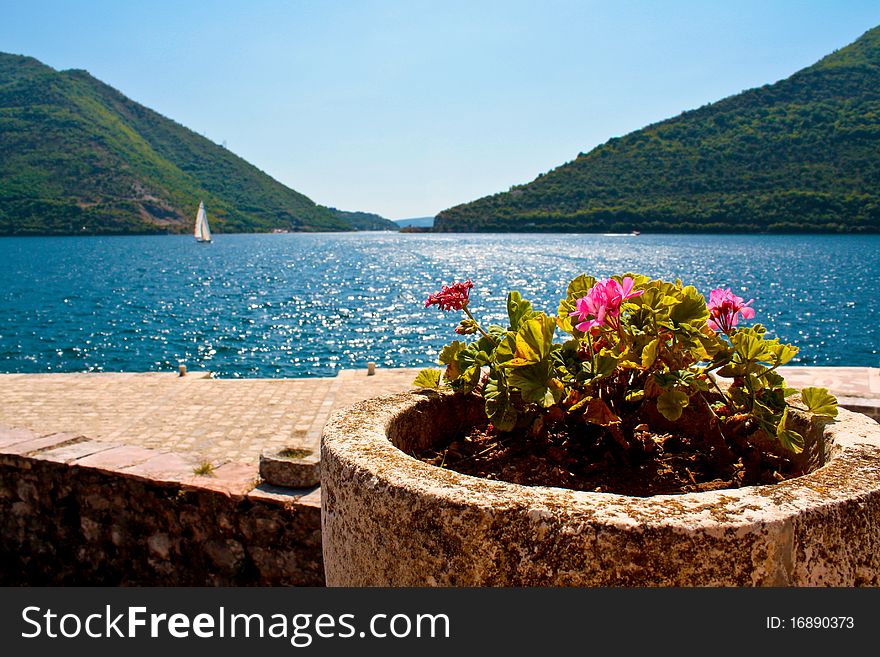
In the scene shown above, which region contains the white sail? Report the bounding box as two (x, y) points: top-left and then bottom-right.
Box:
(194, 201), (212, 242)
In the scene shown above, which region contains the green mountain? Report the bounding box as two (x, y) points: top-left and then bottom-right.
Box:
(0, 52), (351, 234)
(328, 207), (399, 231)
(435, 27), (880, 233)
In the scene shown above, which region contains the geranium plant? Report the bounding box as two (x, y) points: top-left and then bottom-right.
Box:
(415, 274), (838, 492)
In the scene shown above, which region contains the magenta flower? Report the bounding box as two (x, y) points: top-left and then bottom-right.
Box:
(707, 288), (755, 332)
(425, 279), (475, 312)
(571, 287), (610, 331)
(569, 276), (643, 331)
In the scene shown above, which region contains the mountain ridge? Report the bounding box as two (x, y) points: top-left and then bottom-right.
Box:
(0, 52), (352, 234)
(434, 26), (880, 233)
(328, 208), (399, 231)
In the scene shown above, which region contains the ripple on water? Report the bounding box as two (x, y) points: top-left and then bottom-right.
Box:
(0, 232), (878, 376)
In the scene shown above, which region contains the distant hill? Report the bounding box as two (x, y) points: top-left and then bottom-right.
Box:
(394, 216), (434, 228)
(328, 208), (399, 231)
(435, 26), (880, 233)
(0, 52), (351, 235)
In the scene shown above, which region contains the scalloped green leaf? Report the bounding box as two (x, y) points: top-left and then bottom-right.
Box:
(657, 389), (689, 421)
(413, 369), (442, 389)
(776, 407), (805, 453)
(507, 290), (536, 331)
(509, 362), (552, 404)
(439, 341), (466, 379)
(777, 429), (805, 454)
(566, 274), (597, 301)
(493, 332), (517, 366)
(801, 387), (839, 417)
(484, 373), (517, 431)
(448, 365), (481, 393)
(731, 331), (769, 361)
(506, 314), (556, 367)
(669, 286), (708, 325)
(641, 338), (660, 368)
(439, 341), (466, 365)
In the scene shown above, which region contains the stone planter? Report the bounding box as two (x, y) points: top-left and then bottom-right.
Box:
(321, 390), (880, 586)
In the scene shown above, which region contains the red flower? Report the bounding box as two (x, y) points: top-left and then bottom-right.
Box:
(425, 279), (475, 312)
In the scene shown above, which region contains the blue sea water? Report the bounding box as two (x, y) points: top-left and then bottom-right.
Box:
(0, 233), (877, 377)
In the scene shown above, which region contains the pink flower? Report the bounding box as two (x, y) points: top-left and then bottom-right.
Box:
(707, 288), (755, 332)
(425, 279), (475, 312)
(569, 276), (643, 331)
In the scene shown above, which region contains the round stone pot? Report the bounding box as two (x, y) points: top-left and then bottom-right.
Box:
(320, 390), (880, 586)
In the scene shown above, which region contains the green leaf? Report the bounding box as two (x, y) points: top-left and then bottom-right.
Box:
(439, 341), (466, 380)
(653, 370), (694, 390)
(484, 372), (517, 431)
(801, 387), (839, 418)
(506, 291), (536, 331)
(777, 408), (805, 453)
(773, 343), (799, 365)
(508, 362), (551, 404)
(413, 369), (442, 389)
(657, 389), (689, 421)
(625, 390), (645, 403)
(716, 362), (745, 378)
(732, 331), (769, 361)
(493, 332), (517, 366)
(566, 274), (597, 301)
(778, 429), (805, 454)
(593, 348), (621, 380)
(641, 338), (660, 368)
(759, 369), (786, 389)
(507, 314), (556, 367)
(448, 365), (481, 394)
(669, 286), (708, 325)
(457, 340), (494, 371)
(439, 341), (466, 365)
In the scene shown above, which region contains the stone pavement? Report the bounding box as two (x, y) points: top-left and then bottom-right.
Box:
(0, 368), (419, 469)
(0, 366), (876, 475)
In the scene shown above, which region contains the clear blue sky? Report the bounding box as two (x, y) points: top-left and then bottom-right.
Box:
(2, 1), (879, 219)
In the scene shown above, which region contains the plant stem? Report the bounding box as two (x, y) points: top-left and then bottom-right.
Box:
(462, 305), (491, 339)
(586, 331), (597, 378)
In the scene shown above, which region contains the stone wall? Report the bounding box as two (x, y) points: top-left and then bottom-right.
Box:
(0, 427), (323, 586)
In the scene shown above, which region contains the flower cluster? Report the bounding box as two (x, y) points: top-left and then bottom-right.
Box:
(569, 276), (643, 331)
(416, 272), (837, 457)
(425, 279), (475, 312)
(706, 288), (755, 333)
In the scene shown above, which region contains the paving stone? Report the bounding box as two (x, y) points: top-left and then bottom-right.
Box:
(33, 440), (119, 464)
(0, 432), (82, 456)
(123, 452), (197, 483)
(298, 487), (321, 508)
(0, 427), (39, 449)
(74, 445), (157, 470)
(0, 368), (418, 466)
(187, 461), (257, 497)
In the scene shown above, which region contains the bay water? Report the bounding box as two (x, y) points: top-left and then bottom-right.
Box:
(1, 233), (877, 377)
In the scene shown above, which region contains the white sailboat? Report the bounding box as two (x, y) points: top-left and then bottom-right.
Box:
(194, 200), (213, 243)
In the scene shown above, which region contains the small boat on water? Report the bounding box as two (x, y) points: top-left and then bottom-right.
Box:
(194, 200), (213, 243)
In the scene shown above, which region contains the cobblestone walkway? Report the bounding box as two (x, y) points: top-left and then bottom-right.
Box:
(0, 367), (876, 470)
(0, 368), (417, 467)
